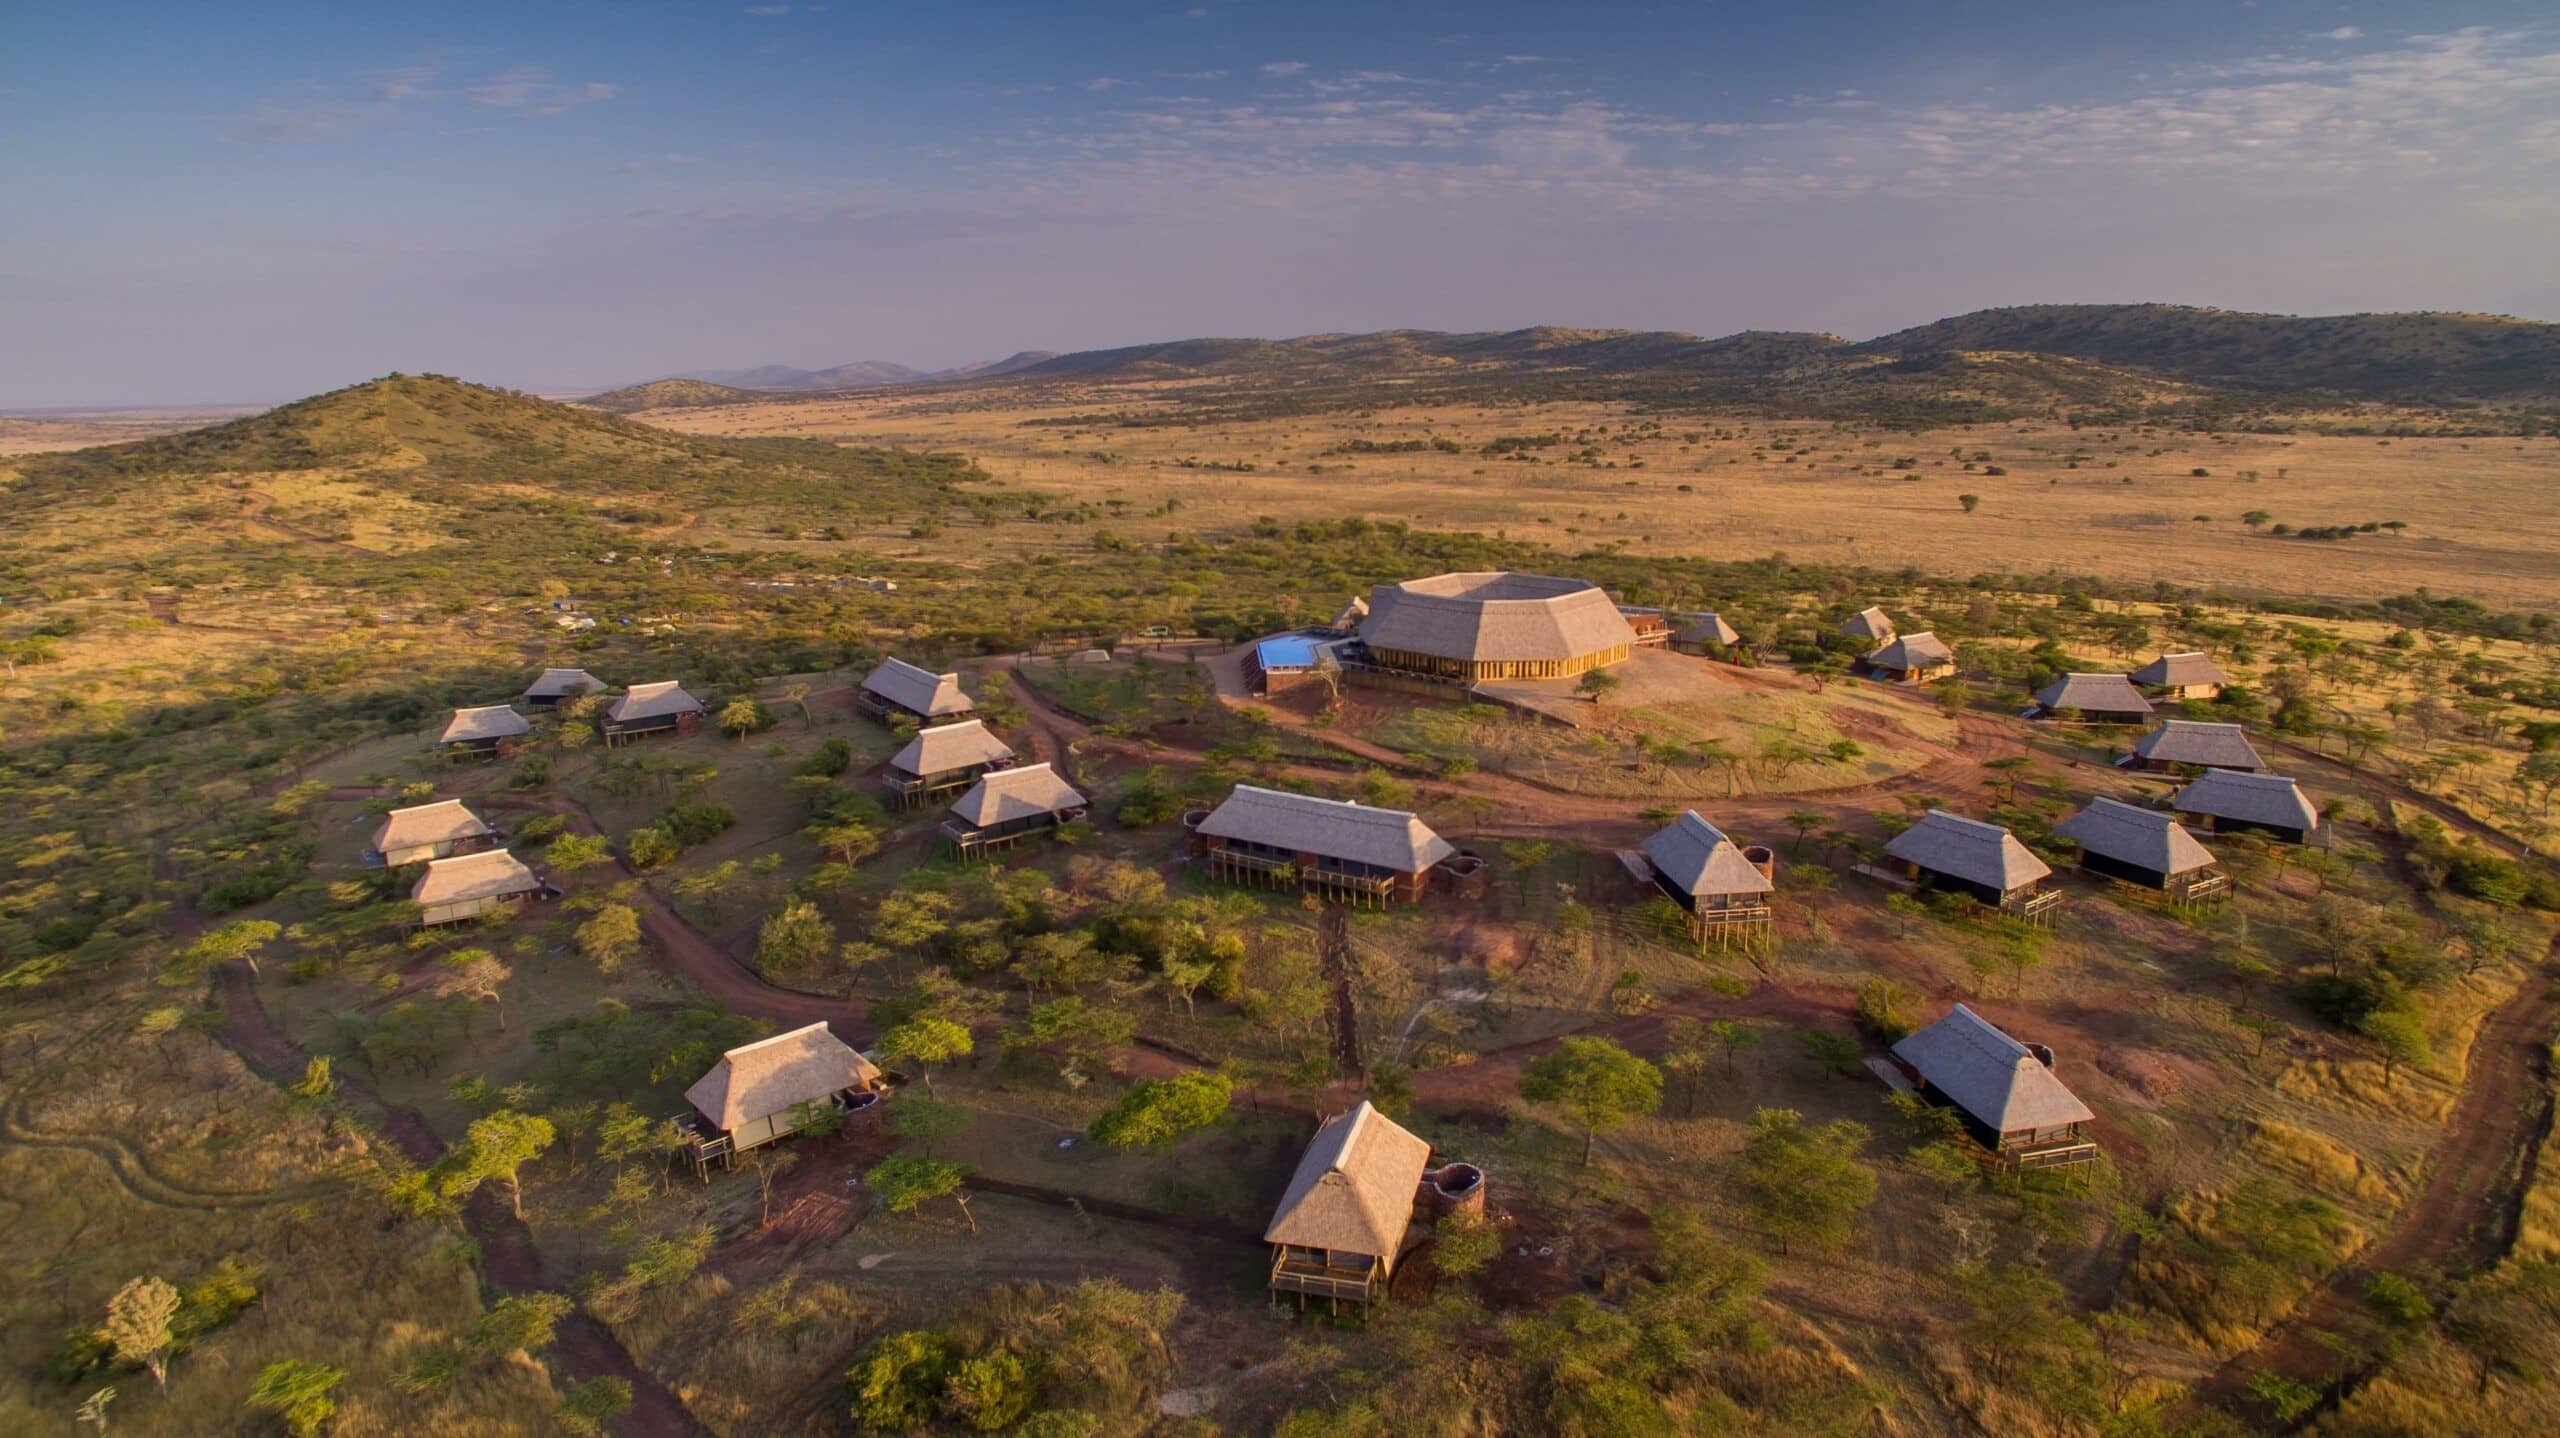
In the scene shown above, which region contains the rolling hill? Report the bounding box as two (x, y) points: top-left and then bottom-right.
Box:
(974, 305), (2560, 410)
(583, 377), (772, 414)
(1856, 304), (2560, 401)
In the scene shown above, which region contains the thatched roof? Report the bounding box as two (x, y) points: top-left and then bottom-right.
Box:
(892, 718), (1016, 777)
(1893, 1005), (2094, 1133)
(2135, 721), (2265, 771)
(1359, 572), (1637, 664)
(523, 667), (604, 701)
(2054, 797), (2218, 876)
(607, 681), (704, 724)
(1675, 612), (1740, 647)
(410, 849), (539, 907)
(950, 762), (1086, 827)
(372, 799), (491, 856)
(1264, 1101), (1431, 1257)
(2132, 652), (2227, 688)
(1197, 785), (1456, 873)
(861, 657), (974, 717)
(1844, 606), (1895, 642)
(1866, 630), (1954, 672)
(684, 1022), (880, 1131)
(1329, 595), (1370, 631)
(2173, 770), (2319, 830)
(441, 705), (530, 744)
(2035, 673), (2155, 716)
(1885, 810), (2052, 891)
(1640, 812), (1773, 899)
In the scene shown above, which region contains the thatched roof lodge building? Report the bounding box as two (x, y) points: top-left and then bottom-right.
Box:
(1876, 810), (2060, 921)
(522, 667), (604, 707)
(410, 849), (545, 927)
(439, 704), (530, 757)
(2054, 797), (2229, 904)
(886, 718), (1016, 804)
(677, 1022), (883, 1173)
(2131, 652), (2228, 701)
(1668, 612), (1741, 656)
(368, 799), (496, 868)
(944, 762), (1087, 856)
(2173, 769), (2321, 844)
(2130, 720), (2266, 774)
(858, 656), (975, 724)
(1638, 812), (1775, 943)
(1844, 606), (1896, 644)
(1889, 1005), (2098, 1170)
(1357, 572), (1637, 681)
(1187, 785), (1464, 906)
(1266, 1101), (1439, 1308)
(2032, 673), (2155, 723)
(604, 681), (705, 744)
(1861, 631), (1955, 685)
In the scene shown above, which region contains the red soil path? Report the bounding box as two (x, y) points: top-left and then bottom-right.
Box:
(2190, 945), (2560, 1425)
(213, 964), (707, 1438)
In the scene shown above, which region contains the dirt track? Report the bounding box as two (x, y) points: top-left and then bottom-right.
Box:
(2191, 950), (2560, 1424)
(213, 964), (708, 1438)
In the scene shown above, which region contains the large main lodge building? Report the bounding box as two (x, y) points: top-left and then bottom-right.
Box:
(1355, 571), (1642, 682)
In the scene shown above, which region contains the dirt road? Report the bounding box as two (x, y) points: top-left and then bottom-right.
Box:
(213, 964), (708, 1438)
(2190, 952), (2560, 1425)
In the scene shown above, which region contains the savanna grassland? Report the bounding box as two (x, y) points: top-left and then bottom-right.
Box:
(637, 383), (2560, 610)
(2, 364), (2559, 1438)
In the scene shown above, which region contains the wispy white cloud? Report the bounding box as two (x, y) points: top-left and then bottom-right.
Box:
(2317, 26), (2364, 41)
(467, 67), (617, 115)
(1260, 60), (1307, 77)
(225, 61), (619, 142)
(1085, 77), (1127, 93)
(1156, 69), (1228, 81)
(745, 4), (794, 14)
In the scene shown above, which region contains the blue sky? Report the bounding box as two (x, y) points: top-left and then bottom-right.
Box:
(5, 1), (2557, 405)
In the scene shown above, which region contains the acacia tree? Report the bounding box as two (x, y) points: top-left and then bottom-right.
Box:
(880, 1016), (973, 1092)
(246, 1359), (345, 1437)
(1518, 1037), (1662, 1164)
(440, 1110), (556, 1219)
(1729, 1107), (1876, 1255)
(1089, 1072), (1232, 1149)
(102, 1277), (181, 1391)
(868, 1155), (975, 1233)
(718, 697), (762, 741)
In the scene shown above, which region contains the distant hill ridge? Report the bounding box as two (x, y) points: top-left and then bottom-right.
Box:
(983, 305), (2557, 402)
(600, 350), (1062, 406)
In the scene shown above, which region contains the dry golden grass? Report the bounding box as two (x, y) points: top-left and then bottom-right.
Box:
(639, 385), (2560, 609)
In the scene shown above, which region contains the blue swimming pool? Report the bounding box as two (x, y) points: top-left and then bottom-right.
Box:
(1258, 635), (1325, 670)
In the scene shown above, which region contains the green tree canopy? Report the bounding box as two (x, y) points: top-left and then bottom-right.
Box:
(1518, 1037), (1662, 1164)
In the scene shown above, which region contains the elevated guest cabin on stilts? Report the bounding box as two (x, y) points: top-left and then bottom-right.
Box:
(2053, 796), (2230, 906)
(857, 656), (975, 725)
(410, 849), (546, 927)
(941, 763), (1087, 858)
(2131, 651), (2227, 701)
(439, 704), (530, 759)
(675, 1023), (883, 1178)
(1636, 811), (1775, 946)
(1887, 1005), (2098, 1170)
(1871, 810), (2060, 922)
(2127, 720), (2266, 775)
(366, 799), (497, 868)
(1184, 784), (1473, 907)
(884, 718), (1017, 806)
(2172, 769), (2321, 845)
(603, 681), (705, 745)
(1265, 1101), (1479, 1310)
